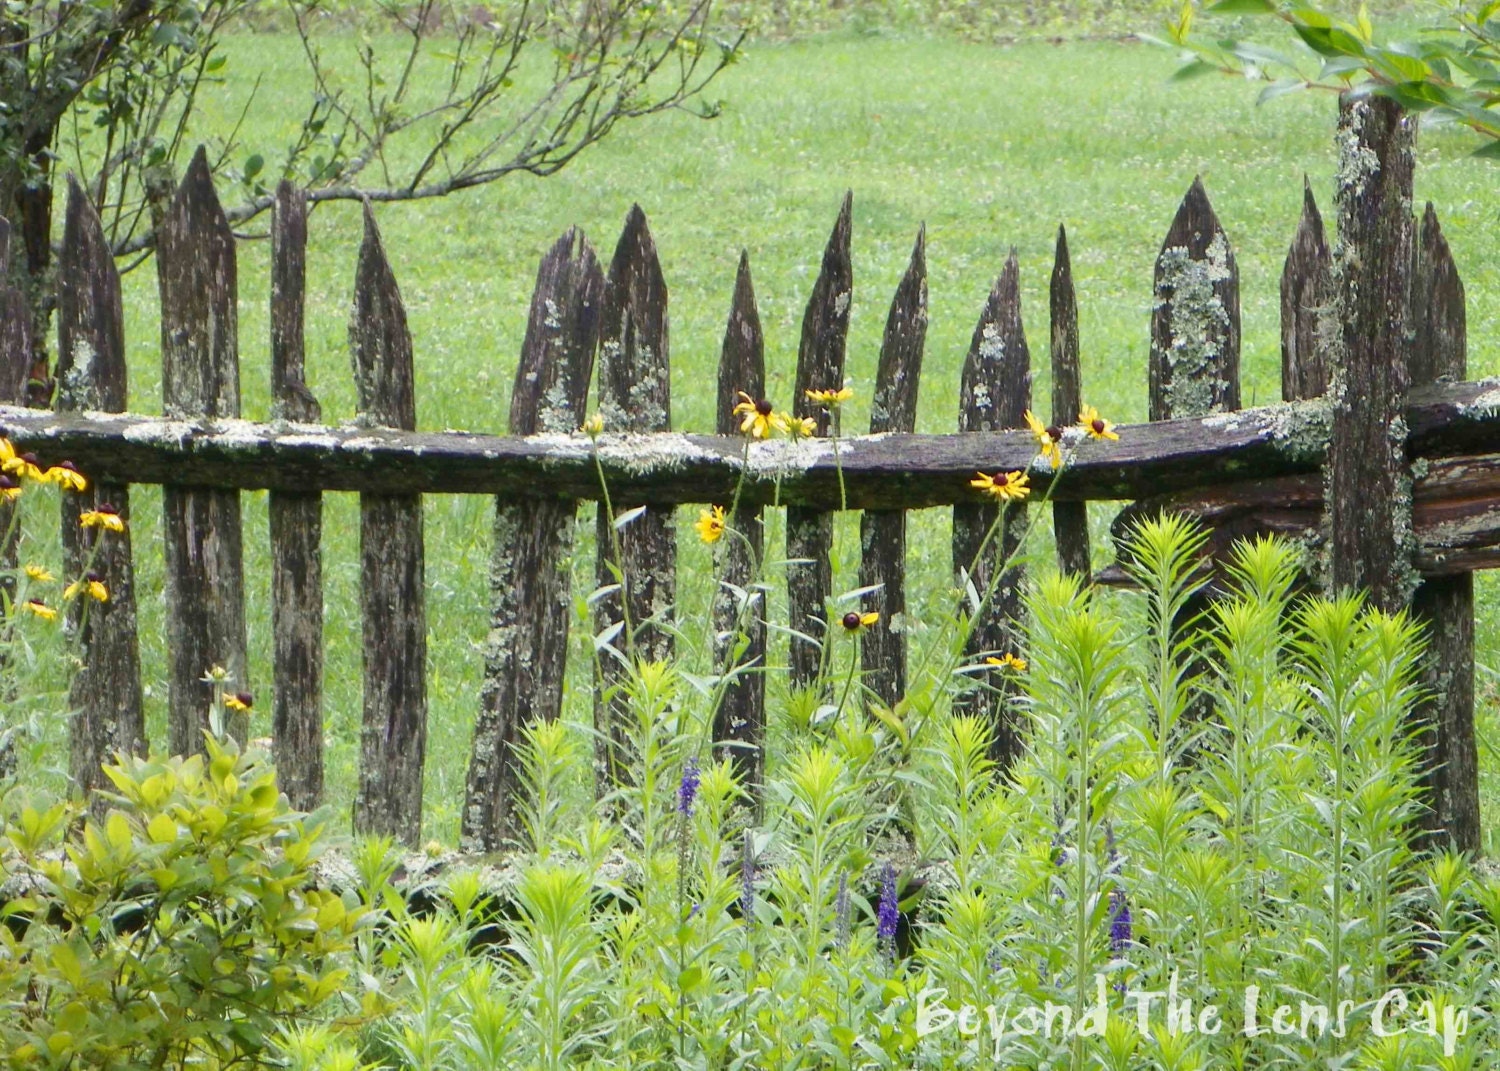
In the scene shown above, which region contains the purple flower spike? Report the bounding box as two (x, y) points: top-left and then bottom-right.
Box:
(1109, 886), (1133, 953)
(877, 863), (899, 945)
(677, 756), (701, 817)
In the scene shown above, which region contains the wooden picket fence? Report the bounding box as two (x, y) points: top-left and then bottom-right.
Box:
(0, 96), (1494, 854)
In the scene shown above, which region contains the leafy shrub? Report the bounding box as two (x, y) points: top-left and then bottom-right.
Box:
(0, 734), (363, 1068)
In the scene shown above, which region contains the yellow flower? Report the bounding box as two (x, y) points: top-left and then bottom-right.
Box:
(840, 610), (879, 633)
(23, 599), (57, 621)
(695, 505), (727, 545)
(581, 412), (604, 438)
(46, 461), (87, 492)
(65, 573), (108, 603)
(1078, 404), (1119, 442)
(805, 385), (853, 407)
(732, 391), (788, 440)
(970, 470), (1031, 502)
(785, 413), (817, 439)
(987, 653), (1028, 673)
(79, 503), (125, 532)
(225, 692), (254, 713)
(1023, 410), (1064, 470)
(24, 565), (54, 583)
(2, 448), (45, 482)
(0, 475), (17, 503)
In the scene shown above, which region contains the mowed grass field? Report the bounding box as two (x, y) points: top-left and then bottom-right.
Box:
(77, 29), (1500, 845)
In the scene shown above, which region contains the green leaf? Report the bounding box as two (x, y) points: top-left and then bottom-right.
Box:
(1206, 0), (1276, 12)
(1473, 138), (1500, 158)
(1258, 78), (1308, 103)
(1171, 59), (1220, 81)
(243, 154), (264, 181)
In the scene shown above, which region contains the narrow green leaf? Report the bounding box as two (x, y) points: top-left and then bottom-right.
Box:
(1206, 0), (1276, 12)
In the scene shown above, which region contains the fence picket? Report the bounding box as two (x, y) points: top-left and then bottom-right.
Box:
(860, 226), (927, 709)
(0, 218), (28, 404)
(350, 203), (427, 843)
(465, 228), (602, 849)
(1049, 224), (1089, 578)
(1409, 202), (1479, 852)
(56, 178), (145, 795)
(156, 147), (249, 750)
(1149, 177), (1240, 421)
(953, 251), (1030, 768)
(712, 251), (768, 800)
(1281, 179), (1332, 402)
(269, 181), (325, 811)
(788, 192), (853, 693)
(594, 206), (673, 791)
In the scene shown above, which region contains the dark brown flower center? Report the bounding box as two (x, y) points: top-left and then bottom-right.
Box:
(1091, 418), (1106, 434)
(1046, 425), (1063, 441)
(58, 460), (79, 472)
(842, 611), (863, 631)
(86, 571), (102, 583)
(0, 476), (16, 490)
(97, 503), (118, 515)
(20, 453), (38, 466)
(235, 692), (253, 707)
(755, 399), (773, 416)
(993, 473), (1009, 486)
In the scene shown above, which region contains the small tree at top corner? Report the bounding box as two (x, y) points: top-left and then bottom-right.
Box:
(0, 0), (747, 380)
(1152, 1), (1500, 149)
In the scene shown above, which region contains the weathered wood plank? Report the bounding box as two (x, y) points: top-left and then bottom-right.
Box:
(787, 192), (853, 692)
(954, 251), (1030, 767)
(350, 202), (427, 844)
(269, 181), (324, 812)
(1050, 224), (1089, 578)
(464, 227), (602, 850)
(2, 379), (1497, 509)
(55, 178), (145, 796)
(860, 227), (927, 710)
(0, 217), (30, 406)
(1281, 178), (1332, 402)
(156, 146), (248, 751)
(712, 251), (768, 800)
(594, 205), (674, 790)
(1409, 202), (1479, 853)
(1149, 177), (1240, 421)
(1328, 95), (1416, 614)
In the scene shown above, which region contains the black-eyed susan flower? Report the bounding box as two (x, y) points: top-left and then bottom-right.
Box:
(65, 572), (108, 603)
(23, 599), (57, 621)
(840, 610), (879, 633)
(805, 385), (853, 407)
(987, 653), (1028, 672)
(785, 413), (817, 439)
(694, 505), (727, 545)
(1023, 410), (1064, 470)
(80, 503), (125, 532)
(581, 412), (604, 438)
(732, 391), (788, 440)
(1078, 405), (1119, 442)
(0, 475), (17, 503)
(970, 471), (1031, 502)
(24, 565), (54, 583)
(225, 692), (253, 713)
(3, 450), (45, 482)
(46, 460), (87, 492)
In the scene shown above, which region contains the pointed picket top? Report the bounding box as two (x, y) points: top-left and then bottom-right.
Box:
(793, 190), (854, 431)
(597, 204), (669, 434)
(350, 201), (415, 430)
(159, 144), (239, 419)
(1280, 177), (1332, 401)
(0, 217), (29, 406)
(958, 249), (1029, 434)
(717, 250), (765, 435)
(1149, 175), (1241, 421)
(272, 181), (320, 423)
(56, 176), (126, 413)
(512, 227), (603, 436)
(1410, 201), (1466, 385)
(870, 224), (928, 435)
(1050, 223), (1090, 579)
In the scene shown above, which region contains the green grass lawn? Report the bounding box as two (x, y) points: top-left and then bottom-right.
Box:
(82, 29), (1500, 846)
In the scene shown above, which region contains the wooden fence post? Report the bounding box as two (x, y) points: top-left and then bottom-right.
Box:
(156, 147), (249, 751)
(269, 181), (325, 811)
(1281, 179), (1332, 402)
(594, 206), (674, 792)
(860, 226), (927, 709)
(1050, 224), (1089, 578)
(953, 251), (1030, 768)
(0, 218), (31, 779)
(1408, 203), (1480, 852)
(464, 228), (602, 850)
(350, 203), (427, 844)
(56, 178), (145, 795)
(712, 251), (768, 800)
(788, 192), (853, 693)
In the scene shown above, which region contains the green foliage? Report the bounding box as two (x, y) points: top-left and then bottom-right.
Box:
(1165, 1), (1500, 151)
(0, 735), (363, 1068)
